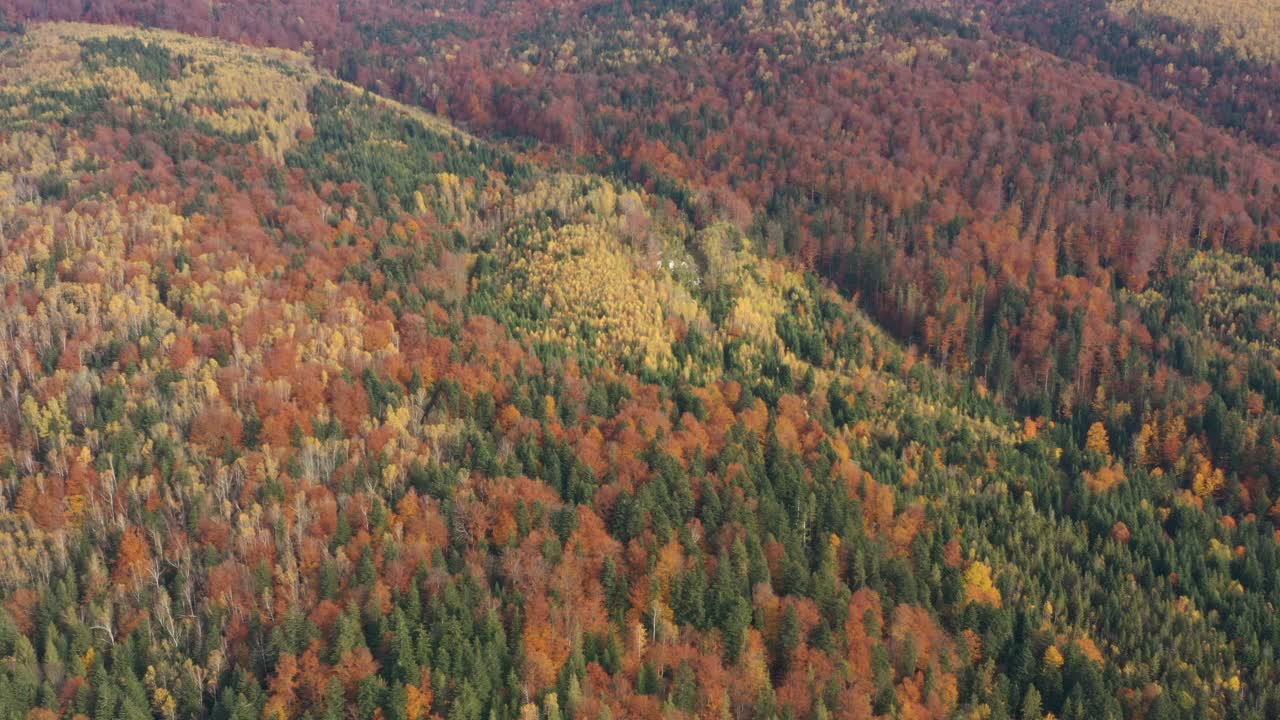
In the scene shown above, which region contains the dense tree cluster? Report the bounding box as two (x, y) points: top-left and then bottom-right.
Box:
(0, 8), (1279, 720)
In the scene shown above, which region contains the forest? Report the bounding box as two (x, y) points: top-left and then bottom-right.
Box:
(7, 0), (1279, 525)
(0, 2), (1278, 720)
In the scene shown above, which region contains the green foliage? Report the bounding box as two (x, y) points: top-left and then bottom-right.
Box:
(80, 36), (178, 86)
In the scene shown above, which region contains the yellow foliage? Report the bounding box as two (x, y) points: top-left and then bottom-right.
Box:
(1085, 421), (1111, 457)
(1113, 0), (1280, 65)
(1043, 645), (1065, 669)
(1022, 417), (1039, 441)
(1191, 455), (1225, 497)
(962, 561), (1002, 608)
(20, 396), (71, 450)
(0, 23), (316, 160)
(151, 686), (177, 720)
(1208, 538), (1233, 564)
(1135, 420), (1160, 469)
(725, 261), (803, 345)
(501, 222), (674, 367)
(385, 405), (412, 433)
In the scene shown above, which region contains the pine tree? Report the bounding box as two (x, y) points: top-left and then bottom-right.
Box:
(1021, 685), (1042, 720)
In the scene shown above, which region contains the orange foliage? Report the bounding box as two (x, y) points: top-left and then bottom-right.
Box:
(335, 647), (379, 690)
(112, 528), (152, 588)
(264, 653), (299, 719)
(844, 589), (883, 679)
(1084, 464), (1126, 494)
(1085, 421), (1111, 457)
(890, 604), (953, 676)
(1075, 636), (1105, 664)
(1111, 521), (1132, 544)
(170, 334), (196, 369)
(189, 402), (243, 450)
(522, 596), (571, 693)
(405, 672), (434, 720)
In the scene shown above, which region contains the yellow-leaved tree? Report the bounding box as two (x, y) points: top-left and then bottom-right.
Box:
(1085, 421), (1111, 457)
(963, 561), (1002, 608)
(1192, 454), (1226, 498)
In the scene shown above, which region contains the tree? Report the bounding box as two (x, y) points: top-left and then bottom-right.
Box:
(1021, 685), (1043, 720)
(1085, 422), (1110, 458)
(401, 673), (432, 720)
(963, 561), (1002, 608)
(112, 529), (151, 589)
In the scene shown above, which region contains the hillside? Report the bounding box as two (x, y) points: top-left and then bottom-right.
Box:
(0, 20), (1278, 720)
(930, 0), (1280, 148)
(8, 0), (1279, 538)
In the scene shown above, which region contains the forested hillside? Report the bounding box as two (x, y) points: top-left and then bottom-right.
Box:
(6, 0), (1278, 531)
(0, 5), (1279, 720)
(933, 0), (1280, 148)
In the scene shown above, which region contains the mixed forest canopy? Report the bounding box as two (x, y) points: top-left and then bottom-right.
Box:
(7, 0), (1279, 526)
(0, 2), (1277, 720)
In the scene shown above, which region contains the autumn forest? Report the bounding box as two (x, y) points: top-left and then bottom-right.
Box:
(0, 2), (1278, 720)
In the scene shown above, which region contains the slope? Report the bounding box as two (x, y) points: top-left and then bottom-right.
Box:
(7, 0), (1277, 537)
(0, 21), (1277, 720)
(926, 0), (1280, 149)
